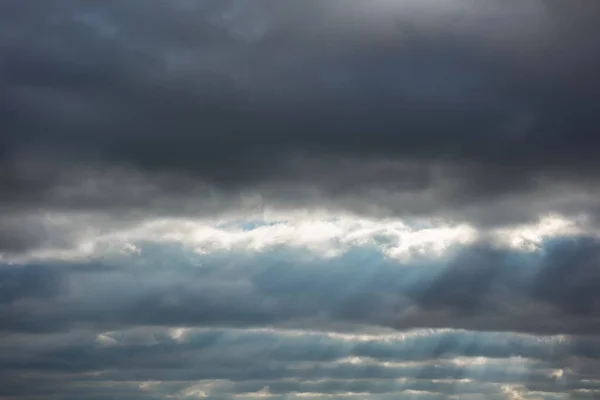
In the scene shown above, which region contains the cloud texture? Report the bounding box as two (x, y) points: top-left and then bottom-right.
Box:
(2, 1), (600, 399)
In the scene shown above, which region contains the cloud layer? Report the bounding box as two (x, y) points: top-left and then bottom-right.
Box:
(2, 228), (600, 398)
(2, 1), (600, 399)
(2, 0), (600, 227)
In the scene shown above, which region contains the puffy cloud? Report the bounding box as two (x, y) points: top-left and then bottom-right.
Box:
(0, 209), (593, 263)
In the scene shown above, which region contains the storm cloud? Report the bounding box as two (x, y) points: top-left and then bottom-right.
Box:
(2, 0), (600, 225)
(2, 1), (600, 399)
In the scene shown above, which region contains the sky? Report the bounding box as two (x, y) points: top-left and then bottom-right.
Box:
(1, 1), (600, 399)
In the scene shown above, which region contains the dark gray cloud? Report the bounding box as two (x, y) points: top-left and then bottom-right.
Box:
(1, 0), (600, 235)
(0, 325), (597, 399)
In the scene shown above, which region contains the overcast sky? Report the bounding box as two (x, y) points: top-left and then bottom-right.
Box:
(2, 1), (600, 399)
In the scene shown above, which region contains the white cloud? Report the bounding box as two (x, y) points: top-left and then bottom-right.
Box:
(490, 213), (588, 251)
(1, 210), (593, 263)
(502, 384), (526, 400)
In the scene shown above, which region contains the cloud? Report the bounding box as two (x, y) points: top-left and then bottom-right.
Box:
(3, 235), (600, 336)
(2, 1), (600, 399)
(0, 206), (591, 263)
(0, 325), (597, 399)
(0, 0), (599, 233)
(0, 264), (65, 303)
